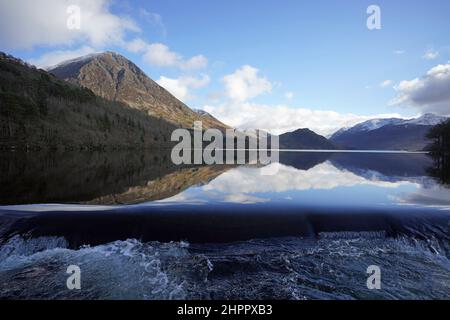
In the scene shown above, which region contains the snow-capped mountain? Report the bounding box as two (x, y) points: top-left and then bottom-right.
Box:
(403, 113), (448, 126)
(330, 113), (448, 151)
(330, 118), (404, 140)
(45, 52), (102, 71)
(331, 113), (447, 140)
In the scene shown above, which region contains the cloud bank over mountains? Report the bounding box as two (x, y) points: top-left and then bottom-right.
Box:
(202, 65), (403, 136)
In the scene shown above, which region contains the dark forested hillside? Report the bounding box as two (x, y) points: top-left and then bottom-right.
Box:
(0, 53), (177, 150)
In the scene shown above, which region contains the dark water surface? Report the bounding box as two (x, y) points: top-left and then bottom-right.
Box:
(0, 151), (449, 299)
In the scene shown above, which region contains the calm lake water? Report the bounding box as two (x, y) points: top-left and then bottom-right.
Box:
(0, 151), (449, 299)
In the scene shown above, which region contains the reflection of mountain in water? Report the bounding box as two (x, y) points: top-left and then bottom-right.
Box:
(83, 165), (231, 205)
(279, 152), (331, 170)
(279, 152), (434, 184)
(328, 153), (433, 183)
(0, 151), (232, 205)
(0, 151), (443, 206)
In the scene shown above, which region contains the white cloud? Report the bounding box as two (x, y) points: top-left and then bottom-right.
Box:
(203, 101), (402, 136)
(379, 80), (393, 88)
(125, 38), (149, 53)
(223, 65), (272, 102)
(206, 65), (403, 135)
(423, 49), (439, 60)
(393, 50), (405, 55)
(285, 91), (294, 99)
(0, 0), (139, 49)
(391, 61), (450, 115)
(183, 55), (209, 70)
(0, 2), (207, 71)
(156, 74), (210, 102)
(144, 43), (180, 67)
(29, 46), (98, 68)
(128, 40), (208, 70)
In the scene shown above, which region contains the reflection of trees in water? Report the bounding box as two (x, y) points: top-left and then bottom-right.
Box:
(426, 119), (450, 187)
(0, 150), (231, 205)
(427, 153), (450, 187)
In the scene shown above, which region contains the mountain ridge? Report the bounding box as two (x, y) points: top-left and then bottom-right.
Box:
(48, 52), (229, 131)
(331, 113), (447, 140)
(330, 113), (448, 151)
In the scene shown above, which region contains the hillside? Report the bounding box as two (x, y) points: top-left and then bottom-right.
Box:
(48, 52), (229, 130)
(0, 52), (177, 150)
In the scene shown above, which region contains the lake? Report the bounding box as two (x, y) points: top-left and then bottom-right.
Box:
(0, 151), (449, 299)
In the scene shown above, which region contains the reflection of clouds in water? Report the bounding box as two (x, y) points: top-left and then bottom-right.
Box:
(156, 193), (208, 205)
(392, 186), (450, 209)
(160, 186), (269, 204)
(0, 204), (113, 212)
(203, 162), (414, 195)
(222, 194), (270, 204)
(155, 162), (449, 206)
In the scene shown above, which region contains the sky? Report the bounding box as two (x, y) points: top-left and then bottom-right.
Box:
(1, 0), (449, 135)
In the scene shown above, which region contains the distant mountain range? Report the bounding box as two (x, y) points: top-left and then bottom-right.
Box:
(330, 113), (448, 151)
(330, 113), (446, 140)
(278, 114), (447, 151)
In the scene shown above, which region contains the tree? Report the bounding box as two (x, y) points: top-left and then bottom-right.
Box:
(427, 119), (450, 186)
(426, 119), (450, 154)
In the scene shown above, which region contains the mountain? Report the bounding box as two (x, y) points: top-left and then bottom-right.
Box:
(330, 114), (448, 151)
(279, 128), (337, 150)
(0, 52), (177, 150)
(48, 52), (229, 130)
(404, 113), (448, 126)
(330, 118), (404, 140)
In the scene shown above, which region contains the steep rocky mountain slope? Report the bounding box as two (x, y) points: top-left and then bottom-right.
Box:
(48, 52), (229, 130)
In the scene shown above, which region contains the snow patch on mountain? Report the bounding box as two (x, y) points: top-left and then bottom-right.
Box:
(46, 52), (103, 71)
(331, 113), (447, 139)
(403, 113), (447, 126)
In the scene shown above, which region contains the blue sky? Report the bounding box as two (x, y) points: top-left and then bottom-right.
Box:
(1, 0), (449, 135)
